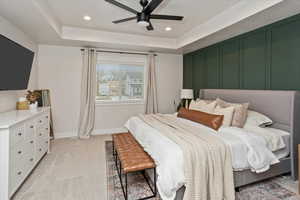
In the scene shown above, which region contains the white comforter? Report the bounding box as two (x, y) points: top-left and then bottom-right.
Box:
(124, 115), (283, 200)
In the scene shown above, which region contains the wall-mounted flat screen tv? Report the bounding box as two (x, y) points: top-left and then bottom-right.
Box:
(0, 34), (34, 90)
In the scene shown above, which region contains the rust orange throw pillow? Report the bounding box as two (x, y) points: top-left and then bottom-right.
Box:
(177, 107), (224, 131)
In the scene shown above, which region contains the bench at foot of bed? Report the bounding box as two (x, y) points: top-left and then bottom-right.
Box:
(113, 132), (157, 200)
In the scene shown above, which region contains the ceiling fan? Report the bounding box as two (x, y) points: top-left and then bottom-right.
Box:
(104, 0), (184, 31)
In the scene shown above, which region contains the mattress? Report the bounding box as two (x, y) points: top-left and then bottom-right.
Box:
(124, 115), (290, 200)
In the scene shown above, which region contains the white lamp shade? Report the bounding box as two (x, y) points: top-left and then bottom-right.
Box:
(181, 89), (194, 99)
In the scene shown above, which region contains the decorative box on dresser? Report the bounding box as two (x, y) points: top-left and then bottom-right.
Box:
(0, 107), (50, 200)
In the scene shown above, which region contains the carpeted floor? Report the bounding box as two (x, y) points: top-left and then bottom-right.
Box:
(12, 136), (112, 200)
(106, 141), (300, 200)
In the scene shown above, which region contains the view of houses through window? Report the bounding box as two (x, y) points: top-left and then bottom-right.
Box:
(96, 62), (145, 102)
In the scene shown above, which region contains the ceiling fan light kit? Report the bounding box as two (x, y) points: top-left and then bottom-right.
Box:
(137, 12), (150, 26)
(105, 0), (184, 31)
(138, 21), (150, 27)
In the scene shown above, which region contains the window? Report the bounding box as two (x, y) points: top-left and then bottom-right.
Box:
(96, 60), (145, 103)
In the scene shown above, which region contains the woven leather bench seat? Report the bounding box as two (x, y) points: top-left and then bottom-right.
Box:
(112, 132), (157, 200)
(113, 132), (155, 173)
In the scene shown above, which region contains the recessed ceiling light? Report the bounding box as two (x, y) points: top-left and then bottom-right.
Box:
(83, 15), (91, 21)
(165, 27), (172, 31)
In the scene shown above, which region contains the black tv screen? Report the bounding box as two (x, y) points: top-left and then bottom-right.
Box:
(0, 34), (34, 90)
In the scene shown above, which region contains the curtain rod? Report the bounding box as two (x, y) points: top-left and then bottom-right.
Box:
(80, 49), (157, 56)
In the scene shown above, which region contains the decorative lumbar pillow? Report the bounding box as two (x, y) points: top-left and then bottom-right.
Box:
(213, 105), (235, 127)
(216, 98), (249, 128)
(244, 110), (273, 128)
(189, 99), (217, 113)
(177, 107), (224, 130)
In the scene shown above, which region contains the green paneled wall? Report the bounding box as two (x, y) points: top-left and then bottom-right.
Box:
(183, 13), (300, 93)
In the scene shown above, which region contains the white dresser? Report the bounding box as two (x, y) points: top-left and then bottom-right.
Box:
(0, 107), (50, 200)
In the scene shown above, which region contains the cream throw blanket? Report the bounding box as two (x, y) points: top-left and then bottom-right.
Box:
(139, 114), (235, 200)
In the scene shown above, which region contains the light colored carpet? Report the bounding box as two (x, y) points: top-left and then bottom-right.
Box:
(13, 135), (111, 200)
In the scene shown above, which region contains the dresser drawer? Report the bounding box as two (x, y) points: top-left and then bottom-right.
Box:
(10, 125), (25, 146)
(35, 140), (47, 162)
(10, 139), (35, 167)
(10, 164), (26, 195)
(10, 146), (26, 168)
(25, 120), (35, 142)
(36, 114), (49, 129)
(25, 139), (35, 157)
(36, 127), (49, 139)
(23, 153), (35, 174)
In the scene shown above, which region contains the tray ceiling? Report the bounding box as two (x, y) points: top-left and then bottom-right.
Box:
(0, 0), (299, 53)
(45, 0), (240, 38)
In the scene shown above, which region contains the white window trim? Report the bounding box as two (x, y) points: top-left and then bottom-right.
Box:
(95, 99), (145, 106)
(95, 54), (148, 105)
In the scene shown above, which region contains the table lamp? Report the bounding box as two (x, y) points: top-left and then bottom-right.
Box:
(181, 89), (194, 108)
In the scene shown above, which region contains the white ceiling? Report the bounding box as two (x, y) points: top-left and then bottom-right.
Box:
(0, 0), (300, 53)
(45, 0), (241, 38)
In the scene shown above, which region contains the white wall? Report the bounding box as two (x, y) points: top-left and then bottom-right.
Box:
(38, 46), (82, 138)
(156, 53), (183, 114)
(38, 45), (183, 138)
(0, 16), (38, 112)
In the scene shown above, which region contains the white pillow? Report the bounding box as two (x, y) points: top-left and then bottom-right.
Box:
(189, 100), (217, 113)
(244, 110), (273, 127)
(216, 98), (249, 128)
(194, 98), (214, 103)
(214, 105), (235, 127)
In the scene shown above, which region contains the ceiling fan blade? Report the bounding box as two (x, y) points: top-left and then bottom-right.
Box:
(150, 14), (183, 20)
(144, 0), (163, 14)
(105, 0), (138, 14)
(113, 17), (137, 24)
(146, 22), (154, 31)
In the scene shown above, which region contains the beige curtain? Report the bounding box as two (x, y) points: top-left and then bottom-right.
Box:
(145, 54), (158, 114)
(78, 48), (97, 139)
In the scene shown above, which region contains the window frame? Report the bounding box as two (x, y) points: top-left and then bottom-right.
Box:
(95, 55), (147, 106)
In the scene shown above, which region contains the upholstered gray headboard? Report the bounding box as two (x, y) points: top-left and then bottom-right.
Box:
(200, 89), (300, 180)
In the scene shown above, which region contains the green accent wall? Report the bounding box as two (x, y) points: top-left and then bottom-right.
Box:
(183, 13), (300, 93)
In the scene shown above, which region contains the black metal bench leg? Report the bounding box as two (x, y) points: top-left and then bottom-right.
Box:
(119, 158), (122, 175)
(115, 153), (119, 174)
(116, 162), (127, 200)
(113, 142), (117, 158)
(154, 168), (157, 196)
(125, 173), (128, 200)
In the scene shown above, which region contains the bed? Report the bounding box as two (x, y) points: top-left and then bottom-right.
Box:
(125, 89), (300, 200)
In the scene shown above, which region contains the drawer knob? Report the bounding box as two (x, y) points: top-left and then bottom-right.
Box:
(46, 128), (49, 130)
(30, 158), (34, 162)
(39, 120), (42, 123)
(18, 132), (22, 136)
(46, 141), (48, 144)
(46, 116), (49, 119)
(30, 140), (34, 144)
(30, 125), (34, 128)
(39, 148), (42, 152)
(39, 133), (42, 136)
(18, 151), (22, 154)
(17, 171), (22, 175)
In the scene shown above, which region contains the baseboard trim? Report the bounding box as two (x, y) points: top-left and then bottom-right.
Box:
(54, 128), (127, 139)
(92, 127), (127, 135)
(54, 131), (77, 139)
